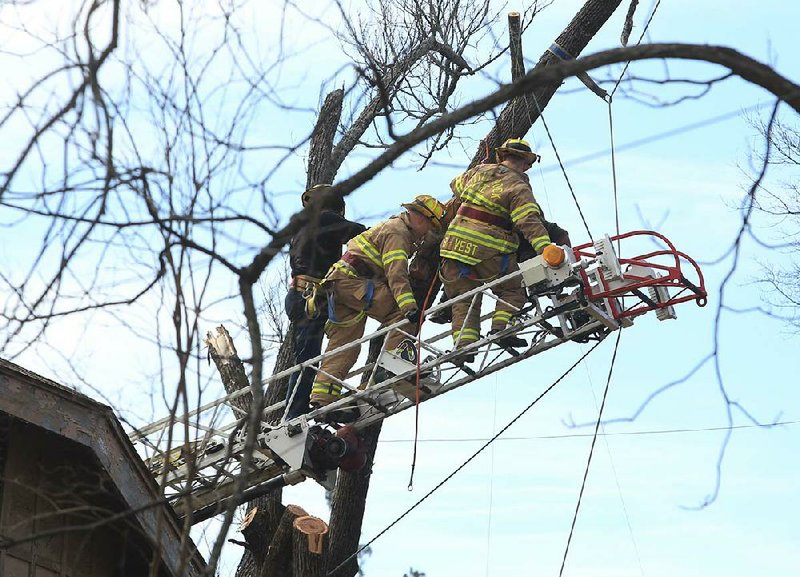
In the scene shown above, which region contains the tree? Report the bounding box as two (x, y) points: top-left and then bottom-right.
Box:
(747, 114), (800, 327)
(2, 0), (800, 575)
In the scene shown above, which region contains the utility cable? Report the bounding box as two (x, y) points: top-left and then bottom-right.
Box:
(484, 374), (499, 577)
(523, 92), (594, 242)
(326, 339), (605, 577)
(559, 330), (622, 576)
(580, 345), (645, 576)
(377, 420), (799, 443)
(612, 0), (664, 98)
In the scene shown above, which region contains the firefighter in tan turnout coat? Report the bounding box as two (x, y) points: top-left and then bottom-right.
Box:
(311, 195), (446, 420)
(440, 138), (552, 358)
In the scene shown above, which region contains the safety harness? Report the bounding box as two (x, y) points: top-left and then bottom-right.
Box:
(290, 274), (324, 319)
(457, 204), (512, 230)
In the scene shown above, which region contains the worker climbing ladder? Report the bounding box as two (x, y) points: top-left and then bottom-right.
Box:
(129, 230), (706, 523)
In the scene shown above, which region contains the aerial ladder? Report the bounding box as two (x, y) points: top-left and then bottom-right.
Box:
(129, 230), (706, 523)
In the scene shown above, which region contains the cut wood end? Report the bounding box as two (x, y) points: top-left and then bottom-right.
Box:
(204, 325), (238, 359)
(509, 11), (520, 18)
(239, 506), (258, 531)
(293, 515), (329, 554)
(287, 504), (309, 517)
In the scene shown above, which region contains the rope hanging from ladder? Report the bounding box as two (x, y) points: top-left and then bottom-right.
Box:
(326, 340), (606, 577)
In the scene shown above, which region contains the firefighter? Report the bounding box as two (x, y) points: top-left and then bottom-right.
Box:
(310, 195), (446, 421)
(439, 138), (555, 360)
(284, 184), (366, 420)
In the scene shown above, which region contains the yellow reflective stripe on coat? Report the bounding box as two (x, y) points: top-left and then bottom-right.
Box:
(332, 262), (359, 278)
(354, 235), (382, 267)
(440, 249), (481, 265)
(451, 174), (467, 194)
(447, 224), (518, 253)
(531, 235), (551, 251)
(382, 248), (408, 266)
(312, 382), (343, 397)
(395, 292), (415, 309)
(460, 189), (508, 216)
(510, 202), (541, 222)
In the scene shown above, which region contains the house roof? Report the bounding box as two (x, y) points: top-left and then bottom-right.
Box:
(0, 357), (206, 576)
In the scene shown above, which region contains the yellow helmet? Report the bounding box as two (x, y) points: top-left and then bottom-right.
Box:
(496, 138), (541, 164)
(401, 195), (446, 231)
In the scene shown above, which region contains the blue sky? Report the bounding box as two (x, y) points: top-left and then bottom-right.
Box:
(268, 2), (800, 576)
(2, 0), (799, 576)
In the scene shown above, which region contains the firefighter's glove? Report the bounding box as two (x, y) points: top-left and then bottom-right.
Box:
(405, 309), (421, 325)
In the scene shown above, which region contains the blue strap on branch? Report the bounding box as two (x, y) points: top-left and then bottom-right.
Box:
(548, 42), (609, 101)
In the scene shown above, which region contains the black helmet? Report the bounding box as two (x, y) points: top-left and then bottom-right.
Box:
(301, 183), (345, 214)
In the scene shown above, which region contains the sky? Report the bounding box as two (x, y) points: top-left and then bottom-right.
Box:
(2, 0), (800, 576)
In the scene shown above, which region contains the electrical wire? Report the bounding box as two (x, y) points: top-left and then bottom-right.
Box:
(581, 342), (646, 577)
(525, 91), (594, 242)
(326, 340), (606, 577)
(559, 331), (623, 577)
(376, 420), (799, 443)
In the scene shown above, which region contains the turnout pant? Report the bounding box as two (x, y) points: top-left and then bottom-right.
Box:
(311, 277), (407, 406)
(441, 253), (525, 349)
(283, 289), (327, 419)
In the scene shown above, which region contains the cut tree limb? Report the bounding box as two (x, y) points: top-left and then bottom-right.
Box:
(470, 0), (623, 166)
(294, 515), (329, 554)
(259, 504), (309, 577)
(205, 325), (252, 416)
(292, 516), (329, 577)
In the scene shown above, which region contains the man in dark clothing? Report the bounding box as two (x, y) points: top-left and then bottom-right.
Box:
(284, 184), (366, 419)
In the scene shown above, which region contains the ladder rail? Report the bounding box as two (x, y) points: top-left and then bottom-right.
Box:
(154, 301), (608, 494)
(130, 230), (708, 519)
(161, 314), (608, 513)
(131, 264), (535, 443)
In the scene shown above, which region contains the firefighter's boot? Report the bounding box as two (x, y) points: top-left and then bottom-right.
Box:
(488, 328), (527, 349)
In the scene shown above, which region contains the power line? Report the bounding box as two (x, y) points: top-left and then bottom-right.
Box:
(326, 341), (606, 577)
(539, 102), (772, 174)
(560, 331), (622, 576)
(524, 91), (595, 241)
(377, 420), (798, 444)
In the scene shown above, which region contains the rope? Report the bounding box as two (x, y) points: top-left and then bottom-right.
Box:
(559, 330), (623, 576)
(608, 102), (621, 241)
(607, 0), (663, 284)
(611, 0), (664, 98)
(407, 271), (441, 490)
(524, 92), (594, 242)
(580, 344), (645, 576)
(327, 340), (605, 577)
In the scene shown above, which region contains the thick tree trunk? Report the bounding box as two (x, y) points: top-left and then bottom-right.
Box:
(469, 0), (623, 167)
(325, 335), (386, 577)
(230, 4), (624, 576)
(307, 89), (345, 188)
(237, 84), (349, 577)
(326, 421), (383, 577)
(204, 326), (289, 574)
(259, 504), (309, 577)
